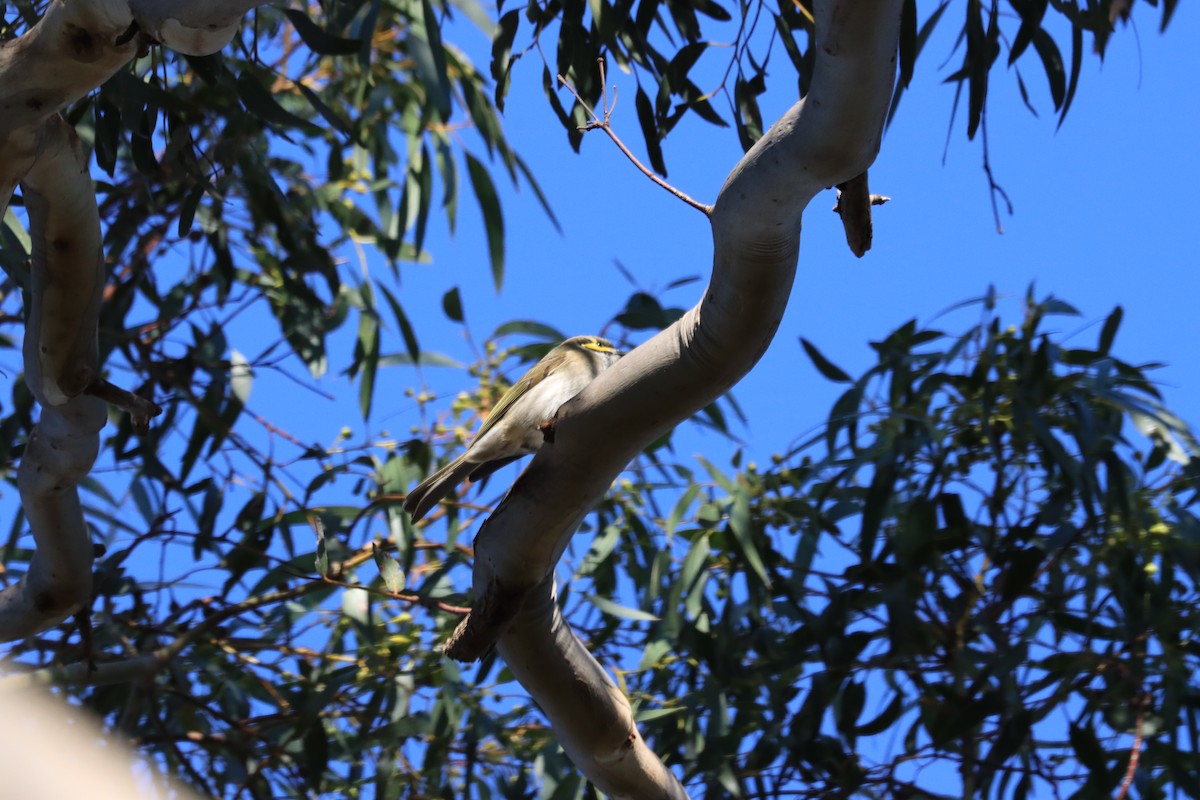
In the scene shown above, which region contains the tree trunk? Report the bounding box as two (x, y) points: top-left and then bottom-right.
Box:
(445, 0), (904, 794)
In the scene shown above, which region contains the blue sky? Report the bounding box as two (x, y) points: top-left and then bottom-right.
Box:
(0, 5), (1190, 794)
(331, 1), (1200, 471)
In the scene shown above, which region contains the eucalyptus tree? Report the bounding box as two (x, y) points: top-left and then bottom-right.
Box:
(0, 0), (1191, 798)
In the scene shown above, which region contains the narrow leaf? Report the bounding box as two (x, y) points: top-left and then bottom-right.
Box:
(409, 0), (454, 121)
(235, 72), (321, 135)
(312, 516), (329, 578)
(860, 462), (896, 559)
(356, 310), (380, 420)
(800, 337), (854, 383)
(728, 490), (771, 588)
(1030, 28), (1065, 110)
(587, 593), (659, 622)
(442, 287), (464, 323)
(635, 86), (667, 177)
(1098, 305), (1122, 355)
(464, 152), (505, 289)
(490, 10), (521, 111)
(372, 542), (406, 593)
(283, 9), (361, 55)
(1057, 23), (1083, 129)
(295, 81), (356, 140)
(379, 285), (421, 362)
(177, 182), (205, 238)
(492, 320), (567, 341)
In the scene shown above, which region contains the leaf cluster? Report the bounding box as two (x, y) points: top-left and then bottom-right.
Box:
(489, 0), (1177, 175)
(570, 288), (1200, 798)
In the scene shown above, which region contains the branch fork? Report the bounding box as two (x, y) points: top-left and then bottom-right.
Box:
(558, 60), (712, 216)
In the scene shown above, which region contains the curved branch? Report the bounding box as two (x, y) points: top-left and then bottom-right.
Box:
(0, 395), (106, 640)
(0, 0), (266, 643)
(449, 0), (904, 793)
(0, 0), (269, 140)
(498, 579), (689, 800)
(0, 115), (108, 641)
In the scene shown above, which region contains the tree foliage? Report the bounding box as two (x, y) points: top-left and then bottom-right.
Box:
(0, 0), (1192, 797)
(491, 0), (1178, 164)
(7, 287), (1199, 798)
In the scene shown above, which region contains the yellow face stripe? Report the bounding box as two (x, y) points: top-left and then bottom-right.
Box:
(581, 339), (619, 354)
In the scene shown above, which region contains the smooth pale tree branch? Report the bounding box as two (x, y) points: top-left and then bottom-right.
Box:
(0, 127), (40, 221)
(21, 115), (103, 408)
(0, 1), (267, 642)
(0, 115), (107, 641)
(0, 3), (136, 140)
(0, 395), (106, 640)
(0, 683), (207, 800)
(500, 578), (689, 800)
(0, 0), (270, 140)
(126, 0), (267, 55)
(448, 0), (904, 794)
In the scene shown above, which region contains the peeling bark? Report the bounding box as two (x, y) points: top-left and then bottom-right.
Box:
(449, 0), (905, 793)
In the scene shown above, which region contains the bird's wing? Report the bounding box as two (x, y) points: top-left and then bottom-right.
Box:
(472, 355), (559, 440)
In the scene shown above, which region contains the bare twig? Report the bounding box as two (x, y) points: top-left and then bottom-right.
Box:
(85, 377), (162, 434)
(981, 108), (1013, 234)
(0, 583), (313, 690)
(1114, 695), (1148, 800)
(558, 60), (713, 216)
(319, 573), (471, 615)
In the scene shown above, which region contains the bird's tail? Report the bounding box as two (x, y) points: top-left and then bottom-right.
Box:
(404, 456), (478, 522)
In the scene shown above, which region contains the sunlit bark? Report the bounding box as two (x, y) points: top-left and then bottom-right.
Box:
(0, 0), (267, 641)
(448, 0), (905, 794)
(0, 678), (206, 799)
(0, 0), (902, 793)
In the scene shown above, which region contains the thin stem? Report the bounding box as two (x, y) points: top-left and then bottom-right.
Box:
(1114, 697), (1147, 800)
(558, 62), (713, 216)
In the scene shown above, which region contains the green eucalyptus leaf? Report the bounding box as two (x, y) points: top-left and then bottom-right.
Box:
(587, 593), (659, 622)
(465, 152), (505, 290)
(283, 8), (362, 55)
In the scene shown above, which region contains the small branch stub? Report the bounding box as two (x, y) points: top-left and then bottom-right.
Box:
(833, 170), (891, 258)
(85, 378), (163, 434)
(443, 576), (528, 662)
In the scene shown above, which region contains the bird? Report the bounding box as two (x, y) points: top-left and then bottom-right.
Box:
(404, 335), (623, 522)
